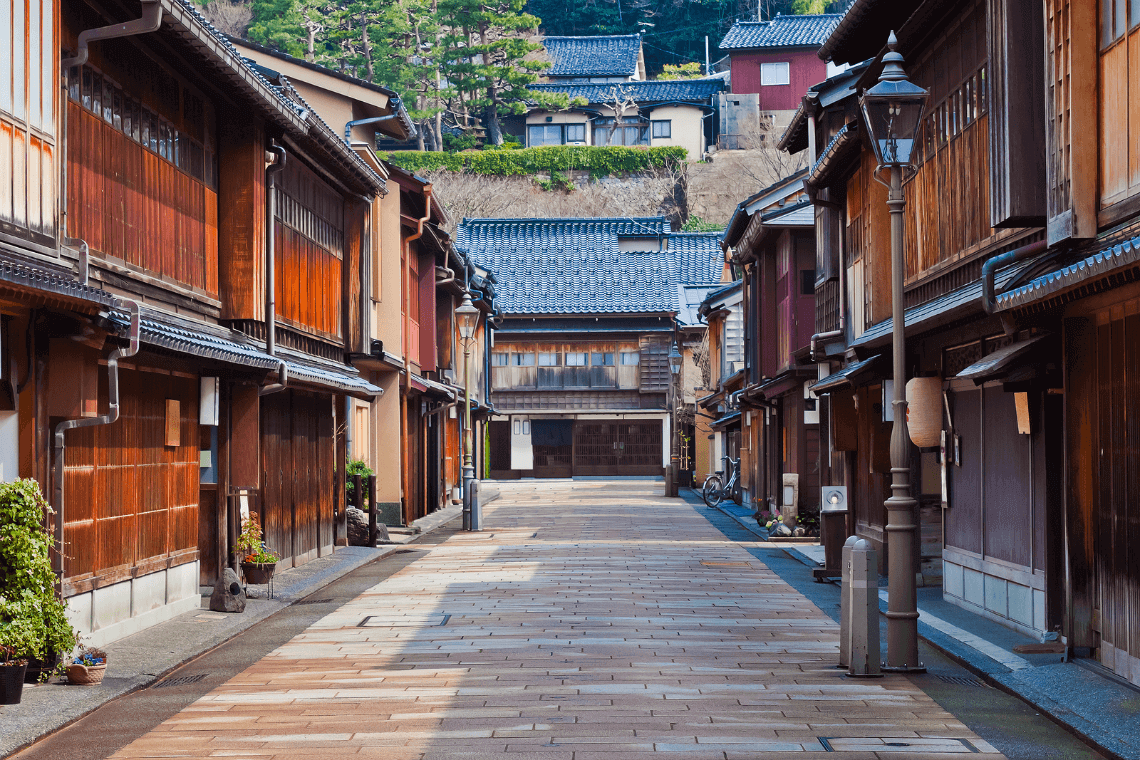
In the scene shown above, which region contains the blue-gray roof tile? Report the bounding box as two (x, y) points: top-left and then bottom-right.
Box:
(719, 14), (841, 50)
(543, 35), (641, 77)
(457, 218), (722, 316)
(529, 78), (724, 105)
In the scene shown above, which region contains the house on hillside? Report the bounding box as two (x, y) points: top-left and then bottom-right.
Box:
(520, 79), (725, 160)
(718, 14), (841, 147)
(541, 34), (646, 83)
(457, 218), (723, 479)
(2, 0), (413, 645)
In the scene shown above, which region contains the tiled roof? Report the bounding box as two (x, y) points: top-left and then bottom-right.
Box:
(456, 218), (723, 316)
(528, 78), (724, 105)
(719, 14), (842, 50)
(996, 235), (1140, 312)
(543, 35), (641, 77)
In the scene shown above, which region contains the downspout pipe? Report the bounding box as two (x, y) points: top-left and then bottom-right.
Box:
(52, 298), (140, 574)
(260, 144), (289, 396)
(404, 187), (433, 390)
(61, 0), (162, 69)
(981, 239), (1048, 314)
(345, 98), (407, 143)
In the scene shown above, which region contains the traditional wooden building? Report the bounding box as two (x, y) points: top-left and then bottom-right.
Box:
(458, 218), (721, 479)
(779, 0), (1140, 683)
(695, 282), (744, 495)
(1, 0), (405, 645)
(721, 172), (819, 518)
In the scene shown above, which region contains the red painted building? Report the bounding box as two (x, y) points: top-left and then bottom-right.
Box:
(728, 48), (829, 112)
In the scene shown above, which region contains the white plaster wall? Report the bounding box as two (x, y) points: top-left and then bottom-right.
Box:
(510, 415), (533, 470)
(66, 562), (201, 649)
(942, 557), (1046, 640)
(647, 104), (707, 161)
(0, 410), (17, 482)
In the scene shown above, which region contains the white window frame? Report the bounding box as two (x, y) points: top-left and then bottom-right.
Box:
(760, 62), (790, 86)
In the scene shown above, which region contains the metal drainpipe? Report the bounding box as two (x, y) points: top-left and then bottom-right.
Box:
(404, 187), (433, 390)
(981, 239), (1049, 315)
(53, 299), (141, 574)
(435, 265), (457, 288)
(344, 97), (410, 143)
(260, 144), (289, 396)
(60, 0), (162, 69)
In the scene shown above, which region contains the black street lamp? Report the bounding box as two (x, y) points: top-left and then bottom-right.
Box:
(858, 31), (928, 673)
(455, 293), (480, 531)
(667, 344), (683, 497)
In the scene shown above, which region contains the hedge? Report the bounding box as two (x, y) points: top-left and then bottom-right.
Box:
(376, 145), (688, 177)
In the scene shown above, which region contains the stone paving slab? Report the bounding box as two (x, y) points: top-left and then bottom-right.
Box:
(104, 481), (1006, 759)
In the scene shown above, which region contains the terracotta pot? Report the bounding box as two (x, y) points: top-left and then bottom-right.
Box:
(242, 561), (276, 585)
(0, 662), (27, 704)
(66, 662), (107, 685)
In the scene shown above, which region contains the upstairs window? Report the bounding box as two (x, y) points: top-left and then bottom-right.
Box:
(651, 120), (671, 139)
(512, 352), (535, 366)
(491, 352), (509, 366)
(565, 352), (588, 366)
(538, 352), (561, 366)
(620, 352), (640, 365)
(591, 352), (615, 366)
(760, 62), (790, 86)
(527, 122), (586, 146)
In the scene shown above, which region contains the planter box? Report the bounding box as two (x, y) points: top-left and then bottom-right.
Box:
(0, 662), (27, 704)
(66, 663), (107, 685)
(242, 562), (276, 585)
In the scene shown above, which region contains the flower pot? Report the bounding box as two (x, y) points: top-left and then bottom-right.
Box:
(24, 649), (59, 683)
(0, 662), (27, 704)
(242, 561), (276, 585)
(66, 663), (106, 685)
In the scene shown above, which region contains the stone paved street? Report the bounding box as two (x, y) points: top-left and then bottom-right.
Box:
(109, 481), (1005, 759)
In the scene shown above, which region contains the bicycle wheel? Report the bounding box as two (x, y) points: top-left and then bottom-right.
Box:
(702, 476), (724, 507)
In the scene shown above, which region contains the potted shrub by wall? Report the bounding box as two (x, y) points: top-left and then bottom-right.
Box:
(66, 645), (108, 685)
(236, 512), (279, 585)
(0, 479), (79, 701)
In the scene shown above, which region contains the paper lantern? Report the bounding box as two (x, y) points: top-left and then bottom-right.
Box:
(906, 377), (943, 448)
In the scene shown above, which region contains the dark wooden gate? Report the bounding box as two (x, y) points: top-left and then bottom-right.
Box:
(260, 390), (334, 568)
(573, 420), (663, 476)
(532, 419), (574, 478)
(1067, 311), (1140, 684)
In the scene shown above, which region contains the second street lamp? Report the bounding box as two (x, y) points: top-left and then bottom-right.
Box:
(858, 31), (928, 673)
(668, 344), (683, 497)
(455, 293), (480, 531)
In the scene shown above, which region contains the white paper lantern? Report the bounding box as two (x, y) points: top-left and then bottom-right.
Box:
(906, 376), (943, 448)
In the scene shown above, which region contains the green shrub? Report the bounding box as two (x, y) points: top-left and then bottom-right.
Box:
(346, 458), (375, 509)
(680, 216), (725, 232)
(0, 479), (77, 667)
(377, 145), (687, 178)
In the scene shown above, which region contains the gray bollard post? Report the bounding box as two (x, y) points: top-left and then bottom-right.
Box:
(838, 535), (860, 669)
(469, 480), (483, 530)
(368, 474), (378, 547)
(848, 539), (882, 678)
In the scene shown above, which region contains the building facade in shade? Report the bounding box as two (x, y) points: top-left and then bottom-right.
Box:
(458, 218), (723, 479)
(777, 0), (1140, 685)
(0, 0), (417, 646)
(540, 34), (646, 83)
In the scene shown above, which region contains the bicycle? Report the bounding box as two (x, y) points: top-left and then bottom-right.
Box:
(702, 455), (739, 508)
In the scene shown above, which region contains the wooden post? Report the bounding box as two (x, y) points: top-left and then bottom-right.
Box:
(368, 474), (378, 547)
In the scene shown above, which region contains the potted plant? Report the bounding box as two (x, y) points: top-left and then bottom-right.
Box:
(236, 512), (279, 585)
(66, 644), (108, 685)
(0, 480), (78, 700)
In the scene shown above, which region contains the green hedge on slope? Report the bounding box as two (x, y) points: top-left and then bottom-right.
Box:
(377, 145), (687, 177)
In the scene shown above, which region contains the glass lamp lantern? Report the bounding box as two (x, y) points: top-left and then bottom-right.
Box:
(669, 345), (683, 375)
(859, 32), (928, 168)
(455, 294), (478, 344)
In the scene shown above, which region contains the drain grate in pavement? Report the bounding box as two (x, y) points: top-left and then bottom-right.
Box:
(295, 598), (333, 605)
(935, 674), (989, 688)
(153, 674), (208, 688)
(390, 549), (422, 555)
(700, 560), (751, 567)
(358, 613), (450, 628)
(818, 737), (981, 753)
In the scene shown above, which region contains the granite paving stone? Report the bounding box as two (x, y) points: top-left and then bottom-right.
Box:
(104, 480), (1007, 759)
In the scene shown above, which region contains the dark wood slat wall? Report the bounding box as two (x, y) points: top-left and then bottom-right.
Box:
(61, 365), (199, 590)
(66, 105), (217, 295)
(217, 115), (265, 321)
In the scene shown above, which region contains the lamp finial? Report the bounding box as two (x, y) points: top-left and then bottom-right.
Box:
(878, 31), (908, 83)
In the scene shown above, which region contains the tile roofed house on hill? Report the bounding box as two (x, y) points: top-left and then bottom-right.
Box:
(520, 79), (725, 159)
(717, 14), (842, 148)
(457, 217), (723, 480)
(542, 34), (645, 81)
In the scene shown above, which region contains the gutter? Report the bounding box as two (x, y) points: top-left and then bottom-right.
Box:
(344, 97), (416, 143)
(981, 240), (1048, 315)
(404, 186), (433, 390)
(61, 0), (162, 69)
(260, 144), (289, 396)
(53, 299), (141, 575)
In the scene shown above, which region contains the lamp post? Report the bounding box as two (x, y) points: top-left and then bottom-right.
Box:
(858, 31), (928, 673)
(455, 293), (480, 530)
(667, 343), (683, 497)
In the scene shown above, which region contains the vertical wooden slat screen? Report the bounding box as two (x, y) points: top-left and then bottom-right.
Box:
(61, 367), (199, 587)
(0, 0), (57, 243)
(65, 106), (217, 296)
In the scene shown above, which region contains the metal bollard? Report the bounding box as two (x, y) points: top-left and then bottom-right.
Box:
(848, 539), (882, 678)
(838, 535), (860, 669)
(469, 480), (483, 531)
(353, 473), (363, 509)
(368, 474), (378, 547)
